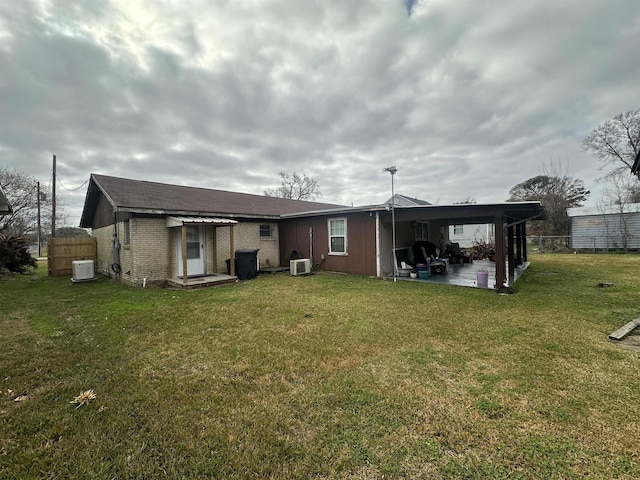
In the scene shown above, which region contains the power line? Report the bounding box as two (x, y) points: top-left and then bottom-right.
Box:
(56, 177), (89, 192)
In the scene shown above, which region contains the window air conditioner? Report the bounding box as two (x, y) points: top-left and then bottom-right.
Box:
(72, 260), (95, 281)
(290, 258), (311, 276)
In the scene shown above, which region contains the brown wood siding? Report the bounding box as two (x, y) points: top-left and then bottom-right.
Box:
(279, 212), (377, 276)
(92, 193), (115, 229)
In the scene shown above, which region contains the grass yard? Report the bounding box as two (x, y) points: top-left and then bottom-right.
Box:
(1, 254), (639, 479)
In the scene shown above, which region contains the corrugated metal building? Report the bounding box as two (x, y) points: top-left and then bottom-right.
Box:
(568, 204), (640, 250)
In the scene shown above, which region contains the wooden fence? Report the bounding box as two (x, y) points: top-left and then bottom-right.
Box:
(47, 237), (97, 277)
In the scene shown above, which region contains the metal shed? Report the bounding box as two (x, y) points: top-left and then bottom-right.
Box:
(568, 204), (640, 250)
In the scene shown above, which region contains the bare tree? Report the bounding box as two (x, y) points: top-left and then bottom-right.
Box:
(264, 172), (321, 201)
(0, 168), (64, 237)
(583, 108), (640, 177)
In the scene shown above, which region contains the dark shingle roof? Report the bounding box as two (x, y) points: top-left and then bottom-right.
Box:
(81, 174), (343, 226)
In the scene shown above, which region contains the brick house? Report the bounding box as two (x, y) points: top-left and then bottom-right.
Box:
(79, 174), (341, 287)
(80, 174), (543, 289)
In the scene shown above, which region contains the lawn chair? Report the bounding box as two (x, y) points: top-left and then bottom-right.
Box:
(444, 242), (466, 264)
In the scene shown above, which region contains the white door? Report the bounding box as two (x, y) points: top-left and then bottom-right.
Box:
(177, 225), (205, 277)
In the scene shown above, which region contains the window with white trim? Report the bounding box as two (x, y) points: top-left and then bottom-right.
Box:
(453, 225), (463, 235)
(328, 218), (347, 255)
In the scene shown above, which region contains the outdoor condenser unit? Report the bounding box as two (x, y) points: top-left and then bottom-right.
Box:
(290, 258), (311, 276)
(72, 260), (95, 281)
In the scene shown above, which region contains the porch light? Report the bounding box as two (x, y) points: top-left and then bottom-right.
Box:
(384, 166), (398, 281)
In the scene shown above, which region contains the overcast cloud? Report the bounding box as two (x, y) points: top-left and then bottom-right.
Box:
(1, 0), (639, 225)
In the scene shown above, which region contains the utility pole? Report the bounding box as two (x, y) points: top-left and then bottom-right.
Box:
(37, 181), (42, 257)
(52, 154), (56, 237)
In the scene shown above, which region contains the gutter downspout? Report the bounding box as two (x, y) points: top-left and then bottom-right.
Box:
(112, 209), (121, 281)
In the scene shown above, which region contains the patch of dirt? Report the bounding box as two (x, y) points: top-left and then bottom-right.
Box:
(611, 335), (640, 353)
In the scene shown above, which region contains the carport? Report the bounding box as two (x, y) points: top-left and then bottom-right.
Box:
(376, 202), (544, 288)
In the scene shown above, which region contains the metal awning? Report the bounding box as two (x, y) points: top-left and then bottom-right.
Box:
(166, 216), (238, 228)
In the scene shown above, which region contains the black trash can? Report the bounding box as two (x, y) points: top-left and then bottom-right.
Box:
(234, 249), (259, 280)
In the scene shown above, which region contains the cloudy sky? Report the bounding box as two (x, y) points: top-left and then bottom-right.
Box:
(1, 0), (639, 225)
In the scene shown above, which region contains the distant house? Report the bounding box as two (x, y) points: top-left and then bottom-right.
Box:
(388, 194), (431, 207)
(568, 204), (640, 250)
(80, 174), (543, 288)
(448, 223), (495, 248)
(0, 185), (12, 216)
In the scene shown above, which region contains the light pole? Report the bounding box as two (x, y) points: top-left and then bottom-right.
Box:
(384, 166), (398, 281)
(37, 181), (41, 257)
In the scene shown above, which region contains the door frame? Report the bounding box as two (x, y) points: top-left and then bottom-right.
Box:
(177, 225), (205, 277)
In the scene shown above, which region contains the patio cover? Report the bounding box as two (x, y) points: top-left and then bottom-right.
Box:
(166, 216), (238, 228)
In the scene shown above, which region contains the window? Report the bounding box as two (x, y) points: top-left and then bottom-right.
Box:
(123, 220), (130, 245)
(453, 225), (463, 235)
(415, 222), (429, 241)
(260, 224), (273, 238)
(186, 226), (200, 259)
(328, 218), (347, 255)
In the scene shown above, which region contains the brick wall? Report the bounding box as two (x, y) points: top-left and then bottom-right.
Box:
(213, 222), (280, 272)
(257, 222), (280, 268)
(127, 217), (169, 286)
(94, 218), (281, 286)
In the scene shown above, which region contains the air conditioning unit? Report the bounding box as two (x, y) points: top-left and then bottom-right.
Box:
(290, 258), (311, 276)
(72, 260), (95, 282)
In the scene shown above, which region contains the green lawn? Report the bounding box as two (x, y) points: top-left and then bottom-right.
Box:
(1, 254), (639, 479)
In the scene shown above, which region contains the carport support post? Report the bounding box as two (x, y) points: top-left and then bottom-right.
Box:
(229, 225), (235, 276)
(211, 227), (217, 274)
(181, 224), (188, 286)
(494, 215), (506, 289)
(507, 223), (515, 284)
(515, 223), (523, 265)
